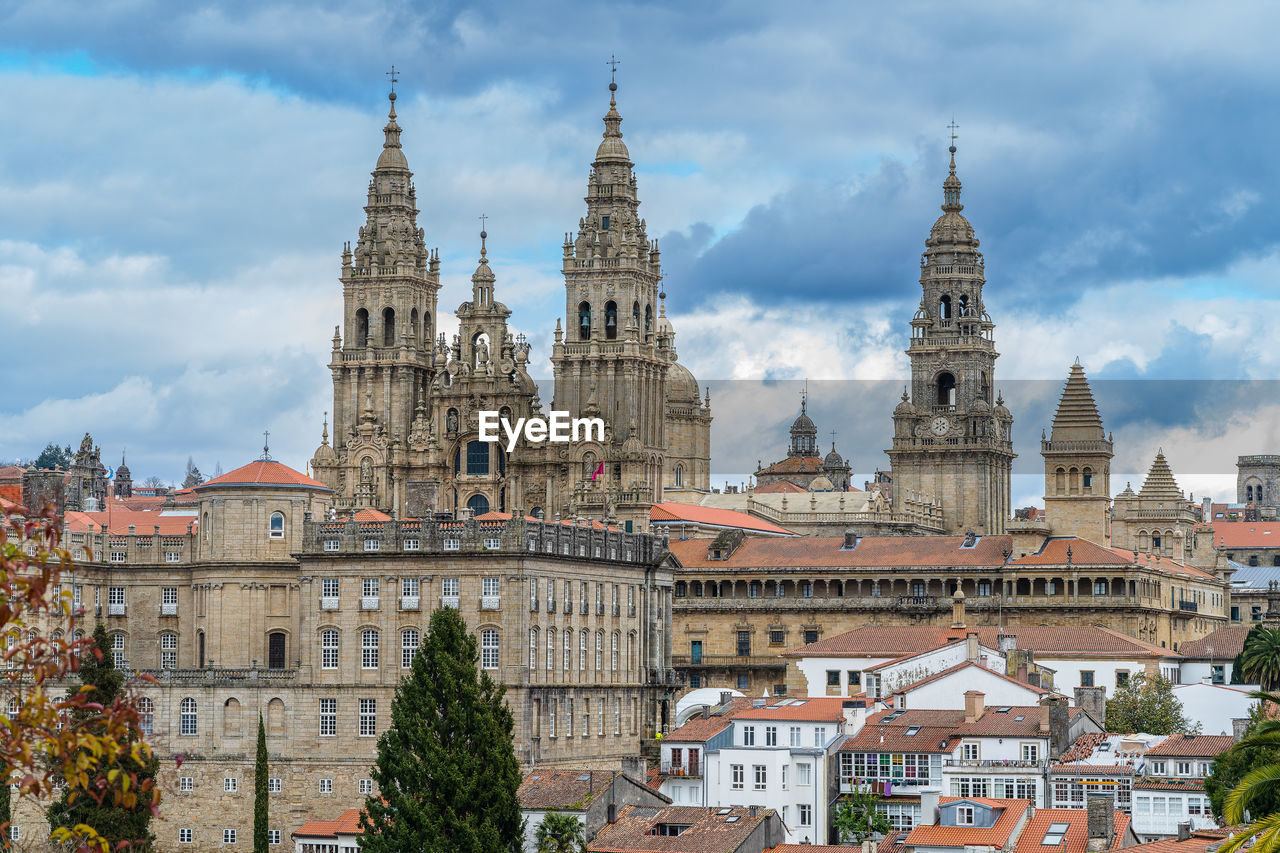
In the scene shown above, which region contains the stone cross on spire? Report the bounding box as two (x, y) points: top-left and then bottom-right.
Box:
(386, 65), (399, 93)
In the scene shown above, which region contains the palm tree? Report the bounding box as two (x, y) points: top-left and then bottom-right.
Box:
(1241, 626), (1280, 690)
(535, 811), (586, 853)
(1219, 691), (1280, 853)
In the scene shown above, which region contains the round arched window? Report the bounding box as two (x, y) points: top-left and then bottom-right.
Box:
(269, 512), (285, 539)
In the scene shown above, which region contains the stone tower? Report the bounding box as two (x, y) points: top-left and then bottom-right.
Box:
(887, 144), (1014, 534)
(1112, 450), (1210, 565)
(1042, 361), (1112, 545)
(656, 296), (713, 495)
(551, 77), (678, 530)
(788, 397), (819, 457)
(1237, 455), (1280, 519)
(316, 88), (441, 512)
(114, 451), (133, 499)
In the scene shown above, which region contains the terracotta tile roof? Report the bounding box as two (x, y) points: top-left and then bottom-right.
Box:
(1134, 778), (1207, 792)
(957, 706), (1085, 739)
(1012, 808), (1132, 853)
(350, 508), (392, 522)
(0, 496), (24, 513)
(1178, 626), (1250, 660)
(292, 807), (363, 839)
(0, 484), (21, 504)
(0, 465), (24, 481)
(732, 696), (853, 722)
(63, 509), (197, 536)
(877, 830), (908, 853)
(197, 460), (331, 491)
(673, 534), (1011, 570)
(787, 625), (1176, 660)
(664, 698), (755, 742)
(769, 847), (850, 852)
(1058, 731), (1110, 762)
(1146, 734), (1234, 758)
(518, 769), (664, 811)
(757, 457), (826, 475)
(650, 502), (796, 536)
(840, 708), (966, 753)
(904, 798), (1031, 848)
(1121, 830), (1230, 853)
(755, 481), (807, 494)
(587, 805), (774, 852)
(1214, 523), (1280, 548)
(1050, 764), (1134, 775)
(890, 661), (1049, 697)
(1010, 537), (1216, 579)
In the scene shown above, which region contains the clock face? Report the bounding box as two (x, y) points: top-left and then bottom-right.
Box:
(930, 416), (951, 436)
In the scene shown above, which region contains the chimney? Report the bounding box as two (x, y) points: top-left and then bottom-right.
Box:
(1177, 822), (1191, 842)
(1086, 793), (1114, 850)
(964, 691), (985, 723)
(619, 756), (647, 784)
(966, 631), (979, 662)
(1074, 687), (1108, 727)
(998, 632), (1017, 652)
(749, 805), (758, 819)
(701, 705), (710, 719)
(1233, 718), (1250, 742)
(844, 531), (858, 549)
(1041, 695), (1070, 757)
(951, 589), (966, 628)
(919, 787), (942, 825)
(719, 691), (733, 707)
(1017, 662), (1029, 682)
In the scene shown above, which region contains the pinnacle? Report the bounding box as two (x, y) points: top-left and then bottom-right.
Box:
(1139, 450), (1183, 498)
(1048, 361), (1105, 441)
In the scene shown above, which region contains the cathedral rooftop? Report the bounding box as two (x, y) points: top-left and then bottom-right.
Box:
(1138, 450), (1183, 499)
(594, 79), (630, 163)
(197, 460), (331, 492)
(375, 91), (408, 170)
(1049, 361), (1106, 439)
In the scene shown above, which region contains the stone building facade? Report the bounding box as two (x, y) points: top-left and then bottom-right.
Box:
(1237, 455), (1280, 519)
(9, 457), (676, 851)
(753, 396), (852, 492)
(887, 145), (1015, 535)
(311, 81), (711, 531)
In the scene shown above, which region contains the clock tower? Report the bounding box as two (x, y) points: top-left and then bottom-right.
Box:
(887, 142), (1014, 534)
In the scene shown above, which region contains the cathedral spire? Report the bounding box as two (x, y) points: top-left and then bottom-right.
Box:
(1140, 449), (1183, 498)
(942, 122), (963, 213)
(596, 64), (629, 163)
(1050, 360), (1105, 439)
(376, 85), (408, 171)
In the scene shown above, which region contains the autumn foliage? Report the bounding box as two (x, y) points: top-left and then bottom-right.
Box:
(0, 504), (162, 852)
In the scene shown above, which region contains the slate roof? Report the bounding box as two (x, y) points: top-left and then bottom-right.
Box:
(588, 805), (774, 852)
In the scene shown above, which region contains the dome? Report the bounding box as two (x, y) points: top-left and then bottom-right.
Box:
(666, 360), (700, 403)
(596, 136), (631, 162)
(808, 475), (835, 492)
(376, 146), (408, 170)
(927, 211), (977, 247)
(790, 411), (816, 434)
(313, 443), (336, 464)
(824, 448), (844, 468)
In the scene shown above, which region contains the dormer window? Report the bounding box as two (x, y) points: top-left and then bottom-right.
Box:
(956, 806), (975, 825)
(269, 512), (284, 539)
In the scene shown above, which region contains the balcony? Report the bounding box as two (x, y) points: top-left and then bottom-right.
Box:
(672, 653), (786, 670)
(360, 596), (380, 611)
(944, 758), (1046, 770)
(1179, 601), (1199, 612)
(481, 595), (501, 611)
(107, 603), (126, 616)
(442, 595), (460, 609)
(660, 763), (701, 778)
(319, 597), (339, 611)
(400, 595), (421, 611)
(159, 603), (178, 616)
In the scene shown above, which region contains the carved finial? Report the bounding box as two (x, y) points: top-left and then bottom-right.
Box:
(322, 412), (329, 446)
(261, 430), (272, 461)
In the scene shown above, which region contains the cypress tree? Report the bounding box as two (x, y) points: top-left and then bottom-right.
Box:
(254, 713), (269, 853)
(48, 623), (158, 851)
(0, 772), (10, 851)
(359, 607), (524, 853)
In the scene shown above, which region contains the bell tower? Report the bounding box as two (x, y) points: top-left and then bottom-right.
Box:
(887, 138), (1014, 534)
(1042, 360), (1113, 545)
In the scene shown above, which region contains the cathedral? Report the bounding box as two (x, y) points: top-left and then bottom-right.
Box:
(310, 80), (712, 531)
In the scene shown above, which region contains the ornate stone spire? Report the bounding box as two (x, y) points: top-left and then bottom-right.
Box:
(1140, 449), (1184, 498)
(1050, 360), (1106, 440)
(472, 223), (495, 306)
(377, 90), (407, 169)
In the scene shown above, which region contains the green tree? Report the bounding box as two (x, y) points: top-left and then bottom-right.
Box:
(48, 623), (160, 851)
(358, 607), (524, 853)
(535, 811), (586, 853)
(1242, 626), (1280, 690)
(0, 773), (9, 851)
(1105, 673), (1199, 735)
(1206, 706), (1280, 821)
(1233, 646), (1249, 684)
(33, 442), (72, 469)
(1218, 692), (1280, 853)
(255, 713), (269, 853)
(834, 787), (892, 843)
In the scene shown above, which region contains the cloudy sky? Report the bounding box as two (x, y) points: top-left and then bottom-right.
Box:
(2, 0), (1278, 505)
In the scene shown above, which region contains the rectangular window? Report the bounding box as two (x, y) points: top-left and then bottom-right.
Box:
(268, 829), (280, 845)
(1080, 670), (1095, 687)
(161, 633), (178, 669)
(742, 725), (755, 746)
(1116, 670), (1130, 687)
(401, 577), (419, 598)
(483, 537), (501, 549)
(848, 670), (862, 686)
(362, 577), (378, 598)
(162, 587), (178, 605)
(957, 806), (975, 825)
(179, 776), (193, 792)
(110, 552), (126, 563)
(223, 829), (236, 845)
(359, 698), (376, 736)
(1177, 761), (1192, 776)
(765, 725), (777, 746)
(359, 779), (374, 795)
(1212, 664), (1226, 684)
(321, 578), (339, 598)
(403, 538), (419, 551)
(731, 764), (744, 790)
(1022, 743), (1040, 763)
(443, 538), (461, 551)
(320, 699), (336, 736)
(736, 631), (750, 656)
(827, 670), (841, 687)
(267, 777), (281, 793)
(362, 631), (379, 668)
(318, 779), (332, 794)
(223, 777), (237, 792)
(790, 726), (802, 747)
(814, 726), (827, 747)
(442, 578), (459, 596)
(1151, 760), (1166, 775)
(179, 828), (192, 843)
(483, 577), (500, 596)
(323, 539), (339, 552)
(754, 765), (767, 790)
(798, 762), (812, 785)
(799, 804), (812, 826)
(109, 586), (125, 605)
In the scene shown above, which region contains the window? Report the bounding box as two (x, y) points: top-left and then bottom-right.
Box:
(770, 629), (785, 645)
(977, 580), (992, 596)
(323, 539), (339, 552)
(481, 630), (500, 669)
(1116, 670), (1129, 688)
(1212, 664), (1225, 684)
(319, 779), (333, 793)
(754, 765), (767, 790)
(359, 779), (374, 794)
(1042, 823), (1070, 846)
(799, 804), (812, 826)
(827, 670), (841, 687)
(957, 806), (975, 825)
(1094, 579), (1108, 595)
(580, 631), (588, 669)
(611, 633), (619, 670)
(402, 629), (419, 668)
(162, 587), (178, 605)
(180, 697), (197, 735)
(563, 629), (571, 670)
(224, 777), (238, 792)
(1022, 743), (1040, 763)
(798, 762), (812, 785)
(179, 776), (193, 792)
(223, 830), (236, 845)
(359, 699), (376, 736)
(804, 629), (818, 644)
(363, 538), (380, 552)
(737, 630), (751, 656)
(363, 577), (379, 598)
(179, 828), (192, 843)
(321, 630), (339, 669)
(320, 699), (336, 736)
(110, 552), (126, 563)
(615, 697), (622, 734)
(111, 632), (126, 668)
(737, 674), (749, 690)
(322, 578), (339, 598)
(443, 538), (461, 551)
(403, 538), (419, 551)
(161, 633), (178, 669)
(1150, 760), (1166, 775)
(139, 697), (154, 735)
(814, 727), (828, 747)
(790, 726), (802, 747)
(595, 631), (603, 670)
(742, 725), (755, 746)
(530, 579), (538, 610)
(1176, 761), (1193, 776)
(267, 777), (281, 793)
(849, 670), (862, 687)
(269, 512), (284, 539)
(1080, 670), (1094, 687)
(483, 577), (500, 597)
(466, 440), (490, 475)
(268, 829), (280, 845)
(731, 764), (744, 790)
(443, 578), (459, 597)
(361, 630), (379, 668)
(765, 725), (777, 746)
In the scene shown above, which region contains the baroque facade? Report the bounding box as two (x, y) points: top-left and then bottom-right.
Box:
(311, 82), (711, 531)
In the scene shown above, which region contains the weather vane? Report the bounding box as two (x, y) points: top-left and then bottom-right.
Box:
(386, 65), (399, 93)
(607, 54), (620, 84)
(948, 117), (959, 146)
(478, 213), (488, 233)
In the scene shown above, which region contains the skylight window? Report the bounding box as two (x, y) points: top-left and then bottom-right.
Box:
(577, 774), (591, 781)
(725, 816), (740, 823)
(1042, 823), (1071, 846)
(883, 711), (906, 722)
(995, 707), (1012, 713)
(1015, 715), (1025, 721)
(1098, 743), (1112, 752)
(906, 726), (921, 736)
(717, 808), (732, 815)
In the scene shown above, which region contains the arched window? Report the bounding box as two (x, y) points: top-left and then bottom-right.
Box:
(1082, 467), (1094, 491)
(269, 512), (284, 540)
(320, 629), (339, 669)
(958, 294), (969, 316)
(1069, 467), (1080, 495)
(563, 629), (572, 670)
(605, 301), (618, 339)
(939, 295), (952, 320)
(402, 629), (420, 669)
(138, 697), (154, 736)
(466, 441), (490, 475)
(674, 465), (684, 488)
(467, 494), (490, 515)
(424, 310), (432, 341)
(267, 698), (285, 736)
(595, 631), (603, 670)
(645, 304), (652, 335)
(578, 302), (591, 340)
(531, 506), (543, 519)
(529, 628), (538, 669)
(580, 630), (588, 669)
(980, 371), (991, 403)
(633, 301), (641, 330)
(481, 630), (499, 670)
(355, 308), (369, 347)
(382, 307), (395, 346)
(224, 697), (241, 736)
(611, 632), (619, 671)
(936, 372), (956, 407)
(180, 697), (197, 736)
(361, 630), (379, 669)
(268, 632), (286, 669)
(410, 307), (419, 345)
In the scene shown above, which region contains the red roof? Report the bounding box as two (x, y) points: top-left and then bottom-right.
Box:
(650, 502), (795, 536)
(1013, 808), (1130, 853)
(904, 798), (1031, 848)
(588, 805), (774, 853)
(665, 698), (755, 742)
(1215, 523), (1280, 547)
(350, 508), (392, 522)
(1179, 625), (1250, 659)
(196, 460), (330, 491)
(757, 457), (825, 475)
(63, 509), (197, 536)
(1146, 734), (1234, 758)
(755, 481), (807, 494)
(1012, 537), (1216, 579)
(1120, 830), (1231, 853)
(0, 484), (21, 504)
(732, 696), (853, 722)
(292, 807), (363, 839)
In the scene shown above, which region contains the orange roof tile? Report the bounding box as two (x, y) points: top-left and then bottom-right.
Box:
(1146, 734), (1234, 758)
(650, 502), (796, 536)
(350, 508), (391, 522)
(0, 484), (21, 504)
(292, 807), (363, 839)
(732, 696), (853, 722)
(755, 480), (808, 494)
(757, 457), (826, 475)
(1214, 523), (1280, 548)
(1120, 830), (1230, 853)
(63, 509), (197, 536)
(877, 830), (908, 853)
(1010, 537), (1217, 579)
(1178, 625), (1250, 660)
(588, 805), (775, 853)
(904, 798), (1031, 848)
(665, 698), (755, 742)
(197, 460), (330, 491)
(1013, 808), (1131, 853)
(672, 534), (1011, 569)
